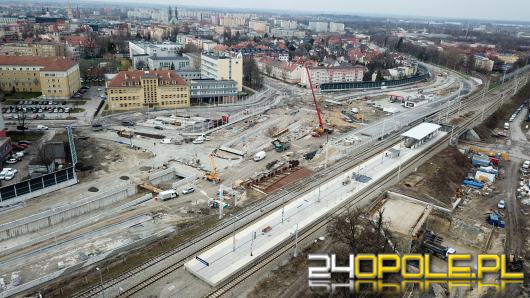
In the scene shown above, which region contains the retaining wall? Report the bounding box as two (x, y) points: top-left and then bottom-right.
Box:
(0, 183), (136, 241)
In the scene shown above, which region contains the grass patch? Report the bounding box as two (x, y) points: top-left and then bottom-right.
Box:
(70, 108), (85, 113)
(70, 100), (87, 106)
(4, 92), (41, 99)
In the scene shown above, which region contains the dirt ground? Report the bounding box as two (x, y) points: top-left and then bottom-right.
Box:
(74, 136), (153, 181)
(393, 146), (471, 208)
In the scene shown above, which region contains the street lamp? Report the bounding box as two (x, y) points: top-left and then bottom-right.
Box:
(232, 215), (239, 252)
(95, 267), (105, 298)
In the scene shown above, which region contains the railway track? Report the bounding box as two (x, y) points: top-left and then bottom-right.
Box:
(68, 73), (528, 298)
(204, 75), (529, 298)
(71, 134), (402, 298)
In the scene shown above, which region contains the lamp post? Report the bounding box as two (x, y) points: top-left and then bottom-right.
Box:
(96, 267), (105, 298)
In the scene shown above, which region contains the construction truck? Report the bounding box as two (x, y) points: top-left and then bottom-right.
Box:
(117, 129), (134, 138)
(271, 139), (290, 152)
(205, 153), (221, 183)
(305, 66), (333, 137)
(208, 198), (229, 209)
(420, 231), (456, 260)
(421, 241), (456, 260)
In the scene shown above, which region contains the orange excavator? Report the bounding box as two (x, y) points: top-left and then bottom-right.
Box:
(305, 66), (333, 137)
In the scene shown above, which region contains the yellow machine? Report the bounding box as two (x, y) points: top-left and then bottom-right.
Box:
(206, 154), (221, 183)
(469, 146), (510, 160)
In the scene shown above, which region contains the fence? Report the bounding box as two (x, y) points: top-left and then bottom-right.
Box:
(0, 167), (77, 206)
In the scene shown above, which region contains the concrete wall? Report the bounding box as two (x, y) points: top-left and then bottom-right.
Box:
(0, 183), (136, 241)
(148, 167), (177, 185)
(0, 176), (78, 207)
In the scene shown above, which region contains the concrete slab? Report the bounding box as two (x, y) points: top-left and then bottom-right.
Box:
(376, 198), (426, 235)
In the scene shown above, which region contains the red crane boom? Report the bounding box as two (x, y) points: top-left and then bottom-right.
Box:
(305, 66), (325, 129)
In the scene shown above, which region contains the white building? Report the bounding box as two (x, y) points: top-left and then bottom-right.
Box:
(280, 20), (298, 30)
(128, 40), (183, 59)
(309, 21), (328, 33)
(147, 56), (190, 70)
(329, 22), (345, 33)
(201, 53), (243, 91)
(300, 65), (365, 88)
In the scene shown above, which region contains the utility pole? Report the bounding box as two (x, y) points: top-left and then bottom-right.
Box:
(250, 231), (256, 256)
(293, 224), (299, 257)
(232, 216), (238, 252)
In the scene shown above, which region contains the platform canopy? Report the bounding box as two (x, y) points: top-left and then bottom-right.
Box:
(401, 123), (441, 140)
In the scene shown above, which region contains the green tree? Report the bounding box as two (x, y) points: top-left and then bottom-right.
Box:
(170, 62), (175, 70)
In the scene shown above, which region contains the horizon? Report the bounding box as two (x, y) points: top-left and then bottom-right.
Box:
(77, 0), (530, 23)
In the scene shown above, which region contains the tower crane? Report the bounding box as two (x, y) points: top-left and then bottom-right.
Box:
(305, 66), (333, 137)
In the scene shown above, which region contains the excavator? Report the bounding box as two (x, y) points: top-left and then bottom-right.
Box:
(205, 153), (221, 183)
(305, 66), (333, 137)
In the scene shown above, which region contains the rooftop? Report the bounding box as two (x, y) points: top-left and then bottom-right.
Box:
(0, 56), (77, 71)
(401, 123), (441, 140)
(107, 70), (187, 88)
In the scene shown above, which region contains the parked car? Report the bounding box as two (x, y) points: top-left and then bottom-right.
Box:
(192, 139), (204, 144)
(36, 125), (49, 130)
(4, 158), (17, 164)
(498, 199), (506, 209)
(160, 138), (172, 144)
(181, 186), (195, 195)
(154, 125), (163, 130)
(0, 168), (17, 180)
(18, 140), (32, 145)
(121, 120), (135, 127)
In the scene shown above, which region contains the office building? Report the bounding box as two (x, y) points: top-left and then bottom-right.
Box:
(0, 56), (81, 99)
(107, 70), (190, 111)
(201, 53), (243, 91)
(189, 79), (238, 104)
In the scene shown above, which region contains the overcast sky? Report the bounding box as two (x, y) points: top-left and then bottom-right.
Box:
(116, 0), (528, 22)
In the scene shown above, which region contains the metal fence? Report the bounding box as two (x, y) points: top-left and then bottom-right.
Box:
(0, 167), (76, 202)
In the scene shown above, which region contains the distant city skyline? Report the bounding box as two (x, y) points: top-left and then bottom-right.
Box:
(84, 0), (530, 22)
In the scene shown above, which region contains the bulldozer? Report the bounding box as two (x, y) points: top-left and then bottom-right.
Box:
(205, 153), (221, 183)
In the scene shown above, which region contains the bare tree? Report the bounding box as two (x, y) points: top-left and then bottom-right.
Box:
(16, 110), (28, 133)
(265, 64), (273, 76)
(36, 144), (55, 173)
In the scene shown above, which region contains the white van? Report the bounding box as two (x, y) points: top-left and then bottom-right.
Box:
(253, 151), (266, 161)
(159, 189), (178, 201)
(504, 122), (510, 130)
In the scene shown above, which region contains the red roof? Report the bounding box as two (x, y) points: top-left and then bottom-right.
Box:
(0, 56), (77, 71)
(108, 70), (187, 88)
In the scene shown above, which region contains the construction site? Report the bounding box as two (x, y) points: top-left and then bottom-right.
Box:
(0, 62), (529, 298)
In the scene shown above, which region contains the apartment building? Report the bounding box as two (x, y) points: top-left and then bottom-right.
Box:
(0, 56), (80, 99)
(107, 70), (190, 111)
(201, 53), (243, 91)
(300, 65), (364, 88)
(308, 21), (328, 33)
(474, 55), (494, 72)
(189, 79), (238, 104)
(0, 42), (66, 57)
